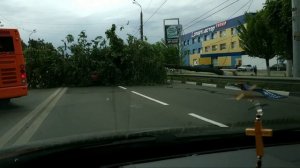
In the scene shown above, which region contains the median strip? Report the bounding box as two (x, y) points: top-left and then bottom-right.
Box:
(14, 88), (68, 146)
(188, 113), (228, 128)
(131, 91), (169, 106)
(202, 83), (217, 88)
(186, 81), (197, 85)
(0, 88), (64, 148)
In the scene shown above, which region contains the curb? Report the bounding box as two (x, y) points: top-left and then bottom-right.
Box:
(171, 80), (296, 97)
(290, 92), (300, 97)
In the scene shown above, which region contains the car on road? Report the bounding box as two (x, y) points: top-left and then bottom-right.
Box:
(270, 63), (286, 71)
(237, 65), (253, 72)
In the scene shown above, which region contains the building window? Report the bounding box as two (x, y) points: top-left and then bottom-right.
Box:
(208, 35), (211, 40)
(212, 32), (218, 39)
(183, 40), (186, 46)
(206, 34), (211, 40)
(231, 41), (237, 49)
(187, 40), (190, 45)
(192, 38), (196, 44)
(239, 40), (242, 47)
(198, 48), (201, 53)
(185, 50), (190, 55)
(193, 49), (196, 54)
(220, 43), (227, 50)
(212, 45), (218, 51)
(187, 50), (190, 55)
(204, 35), (207, 41)
(220, 30), (226, 37)
(205, 46), (211, 52)
(231, 27), (238, 36)
(197, 36), (201, 43)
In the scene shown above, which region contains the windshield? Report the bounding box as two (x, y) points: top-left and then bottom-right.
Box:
(0, 0), (299, 160)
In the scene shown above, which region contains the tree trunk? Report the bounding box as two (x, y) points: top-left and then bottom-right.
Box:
(286, 59), (293, 77)
(266, 58), (270, 76)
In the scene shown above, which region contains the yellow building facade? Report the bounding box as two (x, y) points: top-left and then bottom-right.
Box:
(181, 15), (246, 68)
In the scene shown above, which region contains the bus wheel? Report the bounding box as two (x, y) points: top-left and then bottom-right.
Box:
(0, 99), (10, 105)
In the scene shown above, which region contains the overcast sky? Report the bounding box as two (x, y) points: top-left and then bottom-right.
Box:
(0, 0), (265, 47)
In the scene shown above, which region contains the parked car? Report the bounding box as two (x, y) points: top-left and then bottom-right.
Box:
(270, 63), (286, 71)
(237, 65), (253, 72)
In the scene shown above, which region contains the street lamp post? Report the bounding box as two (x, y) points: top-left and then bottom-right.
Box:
(29, 29), (37, 41)
(133, 0), (143, 41)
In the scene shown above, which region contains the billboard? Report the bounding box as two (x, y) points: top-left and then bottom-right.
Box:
(164, 25), (180, 45)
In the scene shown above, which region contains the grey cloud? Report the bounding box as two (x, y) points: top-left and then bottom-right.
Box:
(0, 0), (265, 47)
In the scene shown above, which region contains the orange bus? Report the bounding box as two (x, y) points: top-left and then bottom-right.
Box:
(0, 28), (28, 104)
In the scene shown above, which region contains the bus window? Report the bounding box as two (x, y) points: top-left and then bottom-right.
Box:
(0, 37), (14, 52)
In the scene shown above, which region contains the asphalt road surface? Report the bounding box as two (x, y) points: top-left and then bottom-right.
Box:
(0, 83), (299, 148)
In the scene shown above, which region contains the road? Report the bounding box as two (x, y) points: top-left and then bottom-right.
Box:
(0, 83), (300, 148)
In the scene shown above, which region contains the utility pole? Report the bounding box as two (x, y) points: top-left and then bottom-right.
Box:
(133, 0), (143, 41)
(292, 0), (300, 77)
(140, 10), (143, 41)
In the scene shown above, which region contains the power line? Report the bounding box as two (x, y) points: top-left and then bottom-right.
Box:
(184, 0), (231, 29)
(183, 0), (240, 31)
(143, 0), (168, 26)
(7, 21), (101, 26)
(133, 25), (140, 37)
(0, 16), (15, 27)
(1, 15), (102, 26)
(228, 0), (252, 19)
(0, 16), (33, 32)
(145, 0), (153, 11)
(133, 0), (168, 38)
(246, 0), (254, 12)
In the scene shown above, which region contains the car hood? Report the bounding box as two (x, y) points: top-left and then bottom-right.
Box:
(1, 125), (300, 160)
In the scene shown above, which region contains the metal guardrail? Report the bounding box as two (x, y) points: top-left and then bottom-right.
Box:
(167, 74), (300, 91)
(168, 74), (300, 83)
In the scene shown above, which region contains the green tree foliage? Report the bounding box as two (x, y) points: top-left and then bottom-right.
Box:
(238, 0), (292, 76)
(264, 0), (292, 60)
(238, 12), (275, 76)
(154, 42), (180, 66)
(264, 0), (293, 76)
(24, 39), (64, 88)
(24, 25), (174, 88)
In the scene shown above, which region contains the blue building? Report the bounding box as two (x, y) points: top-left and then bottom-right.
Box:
(181, 15), (246, 68)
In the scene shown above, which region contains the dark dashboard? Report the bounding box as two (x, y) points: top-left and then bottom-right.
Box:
(0, 128), (299, 168)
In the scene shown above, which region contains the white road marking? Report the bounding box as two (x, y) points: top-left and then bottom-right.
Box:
(118, 86), (127, 90)
(202, 83), (217, 88)
(173, 80), (182, 83)
(186, 81), (197, 85)
(0, 88), (63, 147)
(225, 86), (241, 91)
(14, 88), (68, 146)
(188, 113), (228, 128)
(131, 91), (169, 106)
